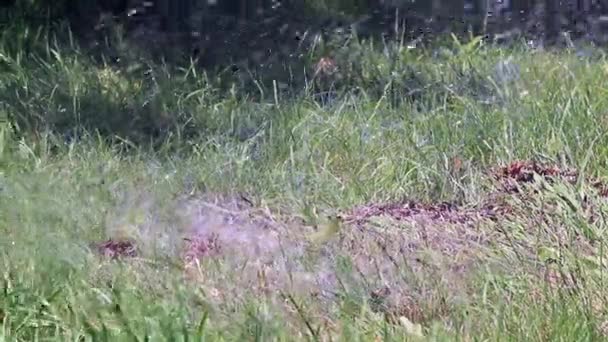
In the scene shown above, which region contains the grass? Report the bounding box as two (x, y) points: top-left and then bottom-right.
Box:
(3, 18), (608, 340)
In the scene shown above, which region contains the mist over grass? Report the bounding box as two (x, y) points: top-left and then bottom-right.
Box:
(2, 20), (608, 340)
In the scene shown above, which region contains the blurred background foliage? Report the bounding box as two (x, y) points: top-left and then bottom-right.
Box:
(2, 0), (608, 75)
(1, 0), (608, 145)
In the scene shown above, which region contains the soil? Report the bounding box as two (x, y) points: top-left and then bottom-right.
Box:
(92, 159), (608, 322)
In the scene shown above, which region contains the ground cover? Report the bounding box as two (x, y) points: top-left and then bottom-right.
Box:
(3, 21), (608, 340)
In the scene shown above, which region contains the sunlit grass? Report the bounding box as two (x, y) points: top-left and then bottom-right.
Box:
(2, 20), (608, 340)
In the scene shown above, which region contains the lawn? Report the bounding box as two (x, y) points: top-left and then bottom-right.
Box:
(2, 21), (608, 340)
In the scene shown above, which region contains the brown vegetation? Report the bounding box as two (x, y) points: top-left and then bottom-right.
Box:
(90, 158), (608, 329)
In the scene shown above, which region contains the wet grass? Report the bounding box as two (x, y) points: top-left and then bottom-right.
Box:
(3, 21), (608, 340)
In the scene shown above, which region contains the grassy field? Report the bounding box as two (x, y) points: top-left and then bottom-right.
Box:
(3, 20), (608, 340)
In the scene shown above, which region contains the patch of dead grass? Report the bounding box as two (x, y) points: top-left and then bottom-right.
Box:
(90, 160), (608, 330)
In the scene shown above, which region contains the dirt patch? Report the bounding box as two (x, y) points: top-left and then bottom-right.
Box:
(179, 194), (287, 264)
(94, 239), (138, 259)
(492, 160), (608, 196)
(340, 160), (608, 228)
(342, 200), (499, 225)
(90, 160), (608, 326)
(329, 159), (608, 320)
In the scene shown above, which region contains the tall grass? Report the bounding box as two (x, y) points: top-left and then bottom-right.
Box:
(2, 19), (608, 341)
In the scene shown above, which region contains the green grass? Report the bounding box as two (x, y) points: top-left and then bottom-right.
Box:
(3, 20), (608, 340)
